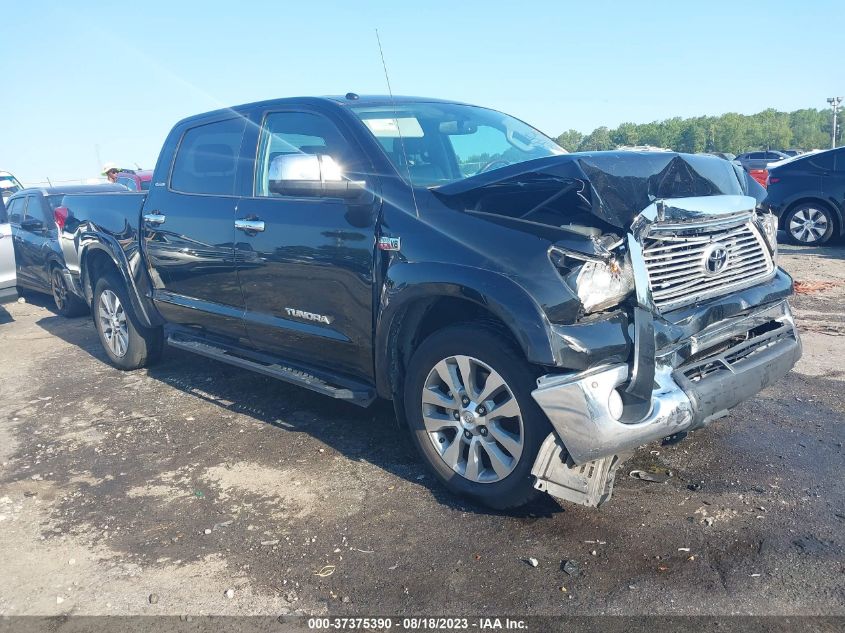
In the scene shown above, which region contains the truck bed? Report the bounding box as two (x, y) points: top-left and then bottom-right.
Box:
(59, 191), (147, 279)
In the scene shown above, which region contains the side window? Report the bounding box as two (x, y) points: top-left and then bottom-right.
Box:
(22, 196), (46, 231)
(834, 150), (845, 173)
(117, 177), (137, 191)
(28, 196), (51, 225)
(170, 117), (247, 195)
(809, 152), (835, 171)
(255, 111), (356, 197)
(748, 152), (764, 159)
(7, 197), (25, 225)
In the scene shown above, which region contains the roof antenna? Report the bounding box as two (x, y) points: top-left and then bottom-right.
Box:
(376, 28), (419, 219)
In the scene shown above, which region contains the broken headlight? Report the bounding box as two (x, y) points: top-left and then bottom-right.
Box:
(756, 211), (778, 261)
(565, 254), (635, 313)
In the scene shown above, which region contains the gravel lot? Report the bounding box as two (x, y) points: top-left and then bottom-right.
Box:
(0, 241), (843, 618)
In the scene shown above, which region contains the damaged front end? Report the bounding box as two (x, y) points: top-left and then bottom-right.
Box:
(435, 153), (801, 508)
(531, 194), (800, 507)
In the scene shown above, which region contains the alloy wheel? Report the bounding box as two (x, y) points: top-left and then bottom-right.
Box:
(789, 207), (829, 244)
(51, 269), (67, 311)
(421, 354), (524, 483)
(98, 289), (129, 358)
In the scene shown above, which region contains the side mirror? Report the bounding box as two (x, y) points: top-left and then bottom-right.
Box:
(268, 154), (372, 201)
(21, 217), (44, 232)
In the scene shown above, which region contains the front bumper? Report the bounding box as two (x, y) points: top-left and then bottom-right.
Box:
(532, 299), (801, 466)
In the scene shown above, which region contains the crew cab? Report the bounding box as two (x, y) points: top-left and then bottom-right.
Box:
(55, 95), (801, 510)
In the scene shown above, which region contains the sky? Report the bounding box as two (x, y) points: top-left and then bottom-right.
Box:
(1, 0), (843, 186)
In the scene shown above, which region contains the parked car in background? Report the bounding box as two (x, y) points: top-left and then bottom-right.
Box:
(0, 171), (23, 207)
(5, 185), (126, 315)
(116, 169), (153, 192)
(766, 147), (845, 245)
(0, 199), (17, 304)
(736, 150), (790, 171)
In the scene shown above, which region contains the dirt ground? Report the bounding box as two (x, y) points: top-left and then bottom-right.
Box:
(0, 240), (843, 618)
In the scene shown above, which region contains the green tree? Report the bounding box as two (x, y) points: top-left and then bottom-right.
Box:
(611, 122), (640, 146)
(561, 106), (834, 155)
(578, 127), (614, 151)
(555, 129), (583, 152)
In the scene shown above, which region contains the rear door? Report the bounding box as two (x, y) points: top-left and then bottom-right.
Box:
(142, 115), (249, 343)
(233, 107), (380, 380)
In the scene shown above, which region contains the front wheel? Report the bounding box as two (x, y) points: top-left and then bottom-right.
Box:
(784, 203), (835, 245)
(92, 272), (163, 370)
(403, 325), (551, 509)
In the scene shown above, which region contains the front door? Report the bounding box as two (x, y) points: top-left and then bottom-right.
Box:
(143, 115), (249, 343)
(234, 109), (380, 380)
(10, 196), (51, 290)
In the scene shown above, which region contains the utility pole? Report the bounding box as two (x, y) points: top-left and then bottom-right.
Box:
(828, 97), (842, 149)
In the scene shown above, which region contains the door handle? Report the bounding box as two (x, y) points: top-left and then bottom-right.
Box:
(143, 212), (166, 225)
(235, 219), (265, 233)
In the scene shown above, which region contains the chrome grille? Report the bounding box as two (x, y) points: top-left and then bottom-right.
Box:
(642, 220), (774, 311)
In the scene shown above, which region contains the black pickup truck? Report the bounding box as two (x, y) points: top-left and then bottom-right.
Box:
(57, 95), (801, 510)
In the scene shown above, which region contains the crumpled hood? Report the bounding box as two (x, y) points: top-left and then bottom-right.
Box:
(432, 151), (766, 230)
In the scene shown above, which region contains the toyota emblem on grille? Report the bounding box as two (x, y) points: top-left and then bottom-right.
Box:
(702, 242), (730, 276)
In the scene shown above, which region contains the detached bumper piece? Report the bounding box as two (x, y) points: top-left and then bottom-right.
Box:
(531, 434), (623, 507)
(530, 299), (800, 507)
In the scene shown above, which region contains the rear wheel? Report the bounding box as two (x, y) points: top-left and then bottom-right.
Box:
(403, 324), (551, 510)
(93, 272), (163, 370)
(784, 203), (835, 245)
(50, 267), (88, 317)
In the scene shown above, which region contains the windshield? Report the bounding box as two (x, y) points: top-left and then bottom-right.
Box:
(351, 103), (565, 187)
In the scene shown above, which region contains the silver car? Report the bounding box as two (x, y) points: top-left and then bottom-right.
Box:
(0, 199), (17, 304)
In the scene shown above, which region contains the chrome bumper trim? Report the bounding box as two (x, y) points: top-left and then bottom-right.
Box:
(531, 300), (800, 465)
(531, 362), (694, 465)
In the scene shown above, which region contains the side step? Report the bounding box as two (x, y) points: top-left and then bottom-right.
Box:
(166, 334), (376, 407)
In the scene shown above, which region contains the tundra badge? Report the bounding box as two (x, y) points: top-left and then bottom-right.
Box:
(285, 308), (332, 324)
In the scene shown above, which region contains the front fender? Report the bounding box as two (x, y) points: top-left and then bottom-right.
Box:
(374, 261), (554, 398)
(79, 236), (162, 329)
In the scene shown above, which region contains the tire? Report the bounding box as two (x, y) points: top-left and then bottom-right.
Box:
(50, 266), (88, 317)
(783, 202), (835, 245)
(92, 271), (163, 370)
(403, 324), (551, 510)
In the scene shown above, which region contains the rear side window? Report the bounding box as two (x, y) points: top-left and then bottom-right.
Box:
(6, 197), (26, 224)
(808, 151), (835, 171)
(170, 117), (246, 195)
(832, 149), (845, 172)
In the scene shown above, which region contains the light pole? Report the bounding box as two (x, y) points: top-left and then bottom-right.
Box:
(828, 97), (843, 149)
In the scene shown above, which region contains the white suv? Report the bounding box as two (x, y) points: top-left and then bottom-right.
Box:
(0, 200), (16, 304)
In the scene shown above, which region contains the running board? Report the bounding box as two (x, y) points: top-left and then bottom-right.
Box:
(166, 334), (375, 407)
